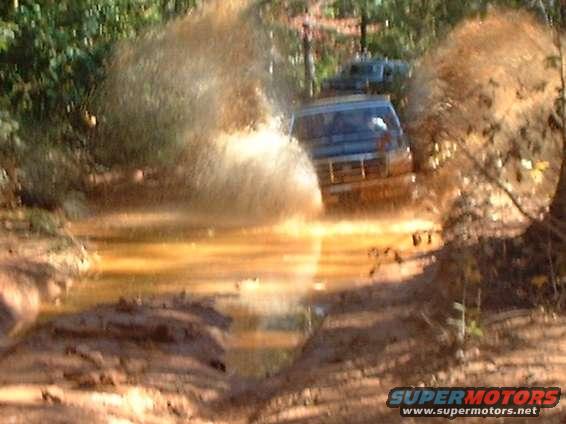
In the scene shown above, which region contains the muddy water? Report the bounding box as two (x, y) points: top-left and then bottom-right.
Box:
(44, 207), (437, 377)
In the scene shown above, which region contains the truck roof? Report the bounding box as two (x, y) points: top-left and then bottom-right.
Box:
(352, 58), (405, 63)
(345, 58), (409, 67)
(294, 95), (393, 117)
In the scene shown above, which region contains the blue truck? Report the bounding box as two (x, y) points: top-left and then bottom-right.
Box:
(321, 58), (410, 95)
(290, 95), (415, 204)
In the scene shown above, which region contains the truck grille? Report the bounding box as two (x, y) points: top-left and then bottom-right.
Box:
(315, 158), (387, 186)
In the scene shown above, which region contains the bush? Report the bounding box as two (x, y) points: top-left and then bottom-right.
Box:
(18, 142), (83, 210)
(0, 1), (197, 209)
(0, 1), (168, 120)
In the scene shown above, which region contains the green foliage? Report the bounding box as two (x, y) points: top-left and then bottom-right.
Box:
(0, 0), (196, 209)
(315, 42), (344, 85)
(0, 19), (20, 157)
(319, 1), (555, 59)
(0, 20), (17, 52)
(287, 0), (309, 17)
(1, 1), (166, 119)
(20, 140), (83, 207)
(367, 1), (486, 58)
(0, 19), (22, 205)
(448, 301), (483, 344)
(0, 109), (22, 159)
(0, 0), (199, 133)
(328, 0), (357, 19)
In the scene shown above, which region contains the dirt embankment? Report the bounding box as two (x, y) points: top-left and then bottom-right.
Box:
(0, 295), (232, 423)
(215, 267), (566, 424)
(408, 10), (562, 233)
(406, 10), (565, 309)
(0, 210), (90, 346)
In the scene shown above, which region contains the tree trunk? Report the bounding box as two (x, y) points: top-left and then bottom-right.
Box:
(161, 0), (171, 20)
(360, 3), (368, 55)
(303, 20), (315, 98)
(536, 0), (550, 25)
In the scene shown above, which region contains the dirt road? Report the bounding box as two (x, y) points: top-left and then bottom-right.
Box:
(64, 205), (439, 377)
(0, 203), (438, 420)
(2, 204), (565, 423)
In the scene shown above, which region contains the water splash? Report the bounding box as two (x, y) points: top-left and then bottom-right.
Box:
(187, 119), (322, 219)
(95, 1), (322, 221)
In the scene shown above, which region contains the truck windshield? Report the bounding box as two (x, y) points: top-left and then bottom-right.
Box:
(292, 105), (399, 143)
(349, 63), (376, 76)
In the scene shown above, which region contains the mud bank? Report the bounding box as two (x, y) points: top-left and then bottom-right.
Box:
(408, 11), (562, 234)
(0, 210), (90, 345)
(0, 295), (232, 423)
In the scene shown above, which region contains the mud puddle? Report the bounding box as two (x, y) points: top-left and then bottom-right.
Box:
(44, 206), (437, 378)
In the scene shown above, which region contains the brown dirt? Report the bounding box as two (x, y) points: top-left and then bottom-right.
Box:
(407, 10), (563, 235)
(0, 210), (90, 345)
(208, 253), (566, 423)
(2, 233), (564, 423)
(0, 295), (232, 423)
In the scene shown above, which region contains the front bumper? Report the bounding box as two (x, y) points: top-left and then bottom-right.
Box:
(323, 172), (416, 194)
(321, 172), (417, 204)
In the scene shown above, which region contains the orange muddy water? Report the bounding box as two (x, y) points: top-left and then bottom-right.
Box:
(44, 206), (437, 377)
